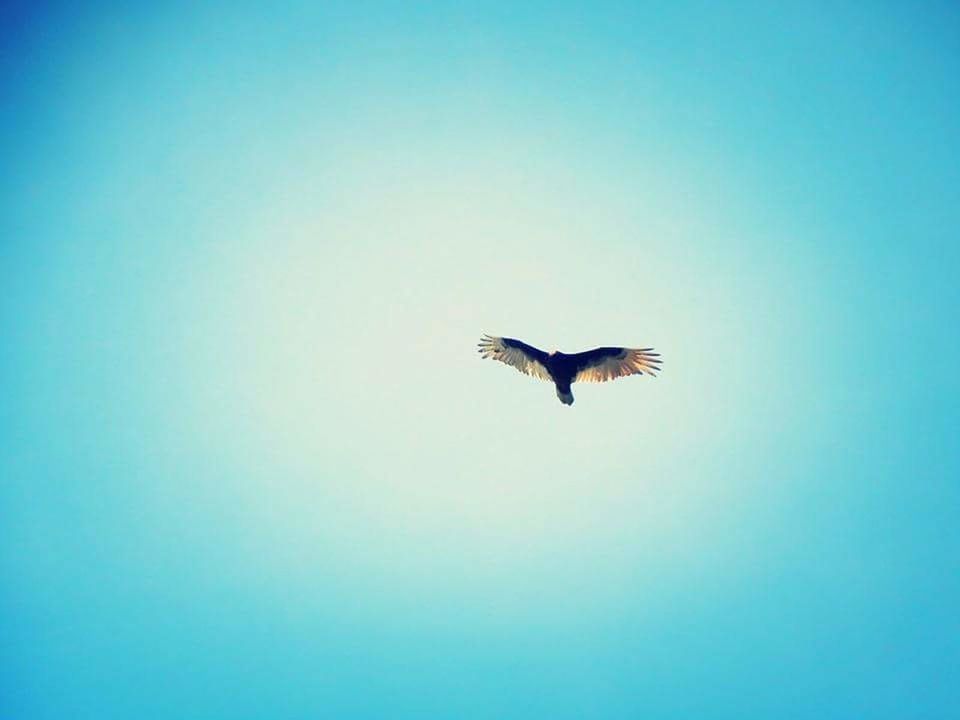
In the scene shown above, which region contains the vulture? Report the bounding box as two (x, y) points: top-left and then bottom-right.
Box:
(478, 334), (662, 406)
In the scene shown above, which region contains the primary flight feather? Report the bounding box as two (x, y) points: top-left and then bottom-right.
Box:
(478, 334), (661, 405)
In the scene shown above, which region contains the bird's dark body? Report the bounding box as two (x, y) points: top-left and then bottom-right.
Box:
(503, 337), (625, 402)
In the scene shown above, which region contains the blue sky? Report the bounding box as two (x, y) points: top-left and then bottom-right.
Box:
(2, 2), (959, 718)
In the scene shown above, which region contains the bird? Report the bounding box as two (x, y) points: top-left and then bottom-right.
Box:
(478, 334), (662, 405)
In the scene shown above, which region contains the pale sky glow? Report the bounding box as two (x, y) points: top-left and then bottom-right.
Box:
(3, 2), (958, 717)
(142, 136), (826, 629)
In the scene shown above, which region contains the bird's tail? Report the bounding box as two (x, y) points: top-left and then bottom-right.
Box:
(556, 386), (574, 405)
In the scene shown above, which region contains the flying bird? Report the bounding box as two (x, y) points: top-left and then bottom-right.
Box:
(478, 334), (662, 405)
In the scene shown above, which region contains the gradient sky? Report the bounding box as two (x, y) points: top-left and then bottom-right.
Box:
(2, 2), (959, 718)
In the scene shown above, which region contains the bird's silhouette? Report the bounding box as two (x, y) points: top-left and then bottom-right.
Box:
(479, 334), (661, 405)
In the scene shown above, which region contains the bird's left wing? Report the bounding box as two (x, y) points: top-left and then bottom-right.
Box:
(478, 335), (552, 381)
(572, 346), (662, 383)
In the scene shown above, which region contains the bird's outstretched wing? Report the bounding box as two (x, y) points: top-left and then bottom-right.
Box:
(478, 334), (552, 381)
(572, 346), (662, 383)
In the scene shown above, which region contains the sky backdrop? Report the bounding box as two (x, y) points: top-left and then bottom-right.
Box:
(2, 2), (959, 718)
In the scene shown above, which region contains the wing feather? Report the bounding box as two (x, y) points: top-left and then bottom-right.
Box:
(572, 346), (662, 383)
(478, 334), (552, 381)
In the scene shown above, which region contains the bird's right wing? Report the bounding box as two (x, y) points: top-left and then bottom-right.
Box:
(478, 335), (553, 381)
(572, 346), (662, 383)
